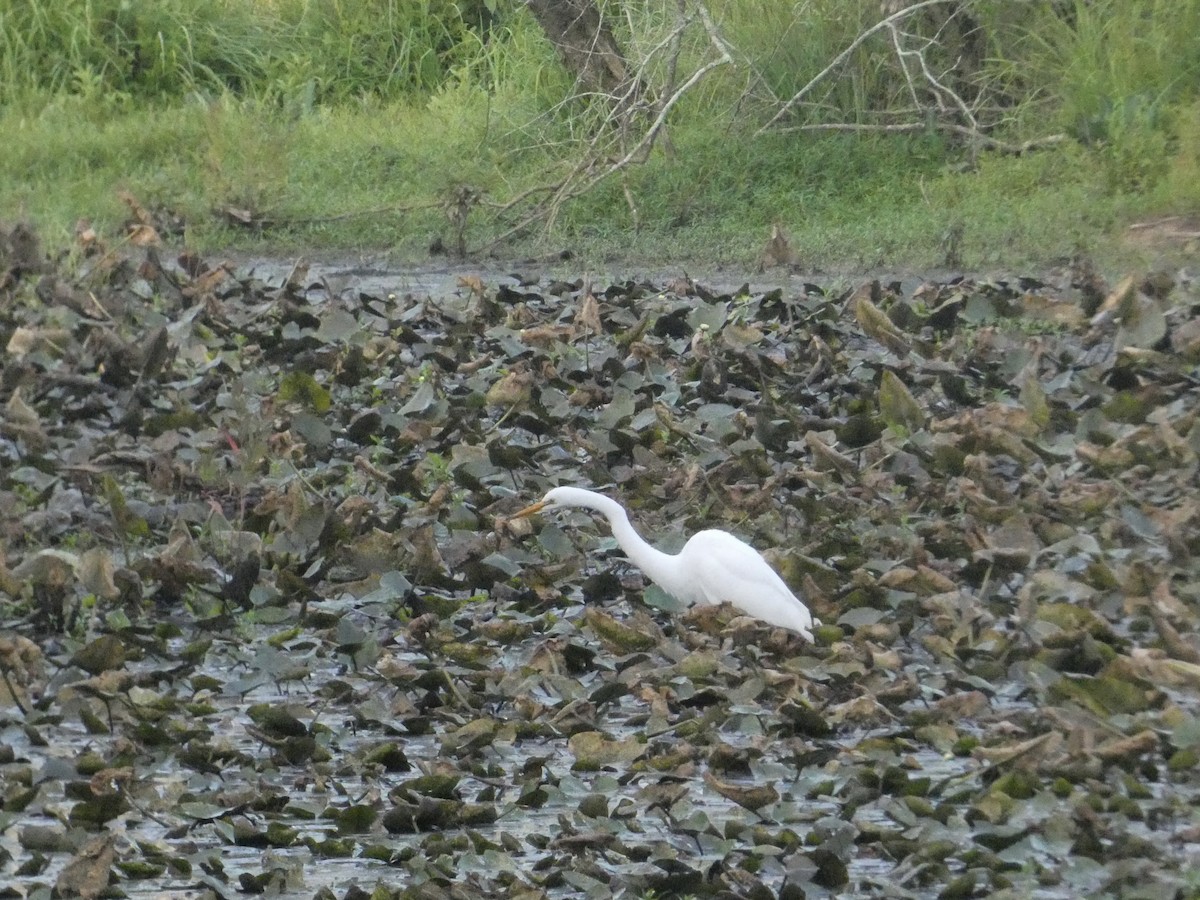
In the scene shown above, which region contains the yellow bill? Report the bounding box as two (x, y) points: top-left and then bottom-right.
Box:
(510, 499), (549, 519)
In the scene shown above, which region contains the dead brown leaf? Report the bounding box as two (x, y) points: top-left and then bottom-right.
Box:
(55, 832), (116, 900)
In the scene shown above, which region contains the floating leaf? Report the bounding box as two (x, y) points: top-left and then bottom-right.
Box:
(878, 370), (924, 432)
(316, 307), (360, 343)
(55, 833), (116, 900)
(584, 607), (658, 652)
(481, 551), (522, 576)
(1117, 297), (1167, 350)
(102, 475), (150, 538)
(1019, 371), (1050, 432)
(568, 731), (646, 768)
(854, 288), (910, 355)
(278, 370), (332, 412)
(247, 704), (308, 738)
(1050, 674), (1154, 716)
(71, 635), (126, 675)
(400, 380), (437, 414)
(292, 411), (332, 448)
(702, 771), (778, 813)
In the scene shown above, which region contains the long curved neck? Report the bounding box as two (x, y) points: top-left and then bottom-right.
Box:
(570, 491), (682, 592)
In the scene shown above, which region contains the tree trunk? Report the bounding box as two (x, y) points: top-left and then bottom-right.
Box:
(524, 0), (635, 97)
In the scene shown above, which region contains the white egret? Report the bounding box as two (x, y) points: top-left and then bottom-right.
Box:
(511, 486), (816, 640)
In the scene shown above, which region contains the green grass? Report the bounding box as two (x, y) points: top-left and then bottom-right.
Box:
(0, 0), (498, 103)
(1, 0), (1197, 272)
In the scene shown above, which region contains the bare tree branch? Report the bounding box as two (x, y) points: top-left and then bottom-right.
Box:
(775, 121), (1066, 155)
(755, 0), (961, 136)
(478, 1), (733, 253)
(753, 0), (1063, 163)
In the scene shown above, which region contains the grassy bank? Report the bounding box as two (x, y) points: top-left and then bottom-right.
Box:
(2, 0), (1198, 271)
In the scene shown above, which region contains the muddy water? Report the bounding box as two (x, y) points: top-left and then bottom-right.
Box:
(4, 629), (1168, 900)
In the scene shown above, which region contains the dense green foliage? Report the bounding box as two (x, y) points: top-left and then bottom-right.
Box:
(0, 0), (499, 103)
(1, 0), (1197, 266)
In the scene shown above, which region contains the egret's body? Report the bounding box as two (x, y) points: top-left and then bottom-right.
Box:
(512, 487), (816, 641)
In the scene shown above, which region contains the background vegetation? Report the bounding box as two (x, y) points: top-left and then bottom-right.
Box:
(1, 0), (1198, 269)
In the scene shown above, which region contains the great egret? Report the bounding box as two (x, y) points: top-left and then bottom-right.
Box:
(510, 486), (816, 640)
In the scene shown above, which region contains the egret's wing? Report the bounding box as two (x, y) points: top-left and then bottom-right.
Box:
(685, 531), (814, 634)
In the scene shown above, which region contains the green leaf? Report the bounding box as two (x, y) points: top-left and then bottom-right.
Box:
(292, 411), (332, 447)
(400, 381), (437, 414)
(1050, 674), (1152, 715)
(1019, 372), (1051, 431)
(878, 370), (924, 432)
(101, 475), (149, 538)
(278, 371), (331, 412)
(316, 308), (360, 343)
(837, 607), (886, 628)
(596, 385), (636, 428)
(568, 730), (647, 768)
(1117, 299), (1166, 349)
(643, 583), (686, 613)
(481, 552), (521, 577)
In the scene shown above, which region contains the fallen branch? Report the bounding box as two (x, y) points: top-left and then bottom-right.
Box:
(477, 0), (733, 253)
(756, 0), (962, 137)
(775, 121), (1067, 155)
(270, 200), (441, 226)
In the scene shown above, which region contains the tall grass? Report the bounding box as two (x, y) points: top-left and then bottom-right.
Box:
(0, 0), (500, 106)
(1015, 0), (1200, 131)
(709, 0), (900, 116)
(1003, 0), (1200, 191)
(1, 0), (1197, 267)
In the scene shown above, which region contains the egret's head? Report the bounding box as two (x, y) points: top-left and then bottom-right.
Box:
(510, 487), (587, 519)
(511, 489), (553, 520)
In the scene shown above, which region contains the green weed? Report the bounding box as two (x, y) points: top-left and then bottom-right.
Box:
(0, 0), (502, 105)
(0, 0), (1196, 268)
(1158, 99), (1200, 210)
(1010, 0), (1200, 193)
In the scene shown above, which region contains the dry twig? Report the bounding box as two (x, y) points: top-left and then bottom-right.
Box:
(754, 0), (1062, 156)
(755, 0), (962, 136)
(478, 0), (733, 252)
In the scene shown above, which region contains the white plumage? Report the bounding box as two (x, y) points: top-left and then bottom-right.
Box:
(512, 486), (816, 640)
